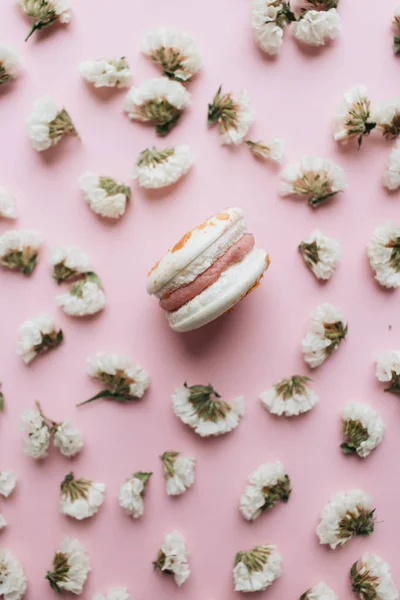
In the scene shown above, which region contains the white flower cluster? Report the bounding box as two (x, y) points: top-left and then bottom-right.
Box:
(341, 402), (385, 458)
(79, 57), (132, 88)
(60, 473), (106, 521)
(0, 229), (43, 276)
(317, 489), (375, 549)
(46, 537), (90, 595)
(251, 0), (288, 56)
(240, 461), (291, 521)
(154, 530), (190, 587)
(368, 222), (400, 288)
(56, 268), (106, 317)
(233, 544), (282, 593)
(300, 582), (338, 600)
(371, 98), (400, 139)
(302, 303), (347, 368)
(376, 350), (400, 394)
(0, 44), (21, 85)
(93, 588), (134, 600)
(279, 156), (347, 208)
(383, 141), (400, 190)
(299, 230), (340, 280)
(292, 9), (341, 47)
(79, 172), (131, 219)
(246, 139), (285, 164)
(17, 313), (63, 364)
(85, 353), (150, 405)
(0, 187), (17, 220)
(350, 553), (398, 600)
(141, 27), (202, 81)
(260, 375), (319, 417)
(208, 87), (255, 145)
(123, 77), (191, 136)
(172, 383), (245, 437)
(0, 471), (17, 530)
(161, 451), (196, 496)
(0, 548), (27, 600)
(119, 472), (152, 519)
(26, 95), (78, 152)
(133, 146), (194, 189)
(49, 245), (92, 283)
(19, 0), (71, 41)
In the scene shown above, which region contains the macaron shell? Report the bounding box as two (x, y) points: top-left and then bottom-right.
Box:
(166, 247), (270, 332)
(146, 207), (244, 295)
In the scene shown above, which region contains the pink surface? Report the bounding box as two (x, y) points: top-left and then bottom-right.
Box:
(1, 1), (400, 598)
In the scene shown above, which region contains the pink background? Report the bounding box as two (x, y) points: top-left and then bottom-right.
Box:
(1, 0), (400, 598)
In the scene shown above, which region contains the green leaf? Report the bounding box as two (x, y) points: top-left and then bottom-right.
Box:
(77, 389), (135, 406)
(350, 561), (358, 578)
(395, 35), (400, 54)
(340, 442), (357, 455)
(45, 573), (61, 594)
(0, 392), (4, 412)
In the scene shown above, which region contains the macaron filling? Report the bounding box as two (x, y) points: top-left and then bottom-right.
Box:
(159, 233), (255, 312)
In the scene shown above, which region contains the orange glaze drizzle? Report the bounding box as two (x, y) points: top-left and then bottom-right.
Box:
(171, 230), (193, 253)
(148, 260), (160, 276)
(215, 211), (230, 220)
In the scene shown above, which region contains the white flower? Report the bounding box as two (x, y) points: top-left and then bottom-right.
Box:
(350, 553), (398, 600)
(0, 514), (6, 530)
(383, 141), (400, 190)
(79, 172), (131, 219)
(0, 229), (42, 275)
(161, 452), (195, 496)
(341, 403), (385, 458)
(46, 537), (91, 594)
(92, 588), (134, 600)
(49, 245), (91, 283)
(154, 530), (190, 587)
(246, 139), (285, 164)
(0, 549), (27, 600)
(172, 383), (245, 437)
(292, 9), (341, 46)
(299, 230), (340, 280)
(53, 421), (84, 457)
(334, 85), (376, 146)
(240, 461), (291, 521)
(19, 0), (71, 41)
(123, 77), (191, 136)
(133, 146), (194, 189)
(371, 98), (400, 140)
(279, 156), (347, 207)
(84, 353), (150, 405)
(60, 473), (105, 520)
(302, 303), (347, 368)
(57, 276), (106, 317)
(79, 57), (132, 88)
(19, 409), (50, 459)
(119, 472), (151, 519)
(26, 95), (78, 152)
(316, 489), (375, 549)
(208, 87), (255, 145)
(252, 0), (293, 55)
(368, 222), (400, 288)
(0, 188), (17, 220)
(0, 44), (21, 85)
(260, 375), (318, 417)
(0, 472), (17, 497)
(233, 545), (282, 592)
(17, 313), (63, 364)
(376, 350), (400, 394)
(141, 27), (202, 81)
(301, 582), (338, 600)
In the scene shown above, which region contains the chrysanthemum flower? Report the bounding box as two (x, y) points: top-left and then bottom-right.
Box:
(56, 273), (106, 317)
(0, 187), (18, 220)
(371, 98), (400, 140)
(252, 0), (295, 55)
(376, 350), (400, 394)
(245, 139), (285, 164)
(79, 172), (131, 219)
(383, 141), (400, 190)
(93, 588), (134, 600)
(119, 472), (152, 519)
(60, 472), (105, 520)
(334, 85), (376, 146)
(79, 57), (132, 88)
(302, 303), (347, 368)
(0, 471), (17, 498)
(83, 352), (150, 405)
(208, 87), (255, 145)
(53, 420), (84, 457)
(279, 156), (347, 207)
(0, 44), (21, 85)
(292, 9), (341, 46)
(141, 27), (202, 81)
(233, 544), (282, 592)
(240, 461), (291, 521)
(19, 0), (71, 41)
(317, 489), (375, 549)
(123, 77), (191, 136)
(299, 581), (338, 600)
(0, 549), (27, 600)
(46, 537), (91, 594)
(161, 451), (195, 496)
(49, 245), (91, 284)
(299, 229), (340, 280)
(26, 95), (78, 152)
(153, 531), (190, 587)
(341, 402), (385, 458)
(133, 146), (194, 189)
(393, 6), (400, 54)
(260, 375), (318, 417)
(368, 222), (400, 288)
(172, 383), (245, 437)
(17, 313), (63, 364)
(350, 553), (398, 600)
(0, 229), (42, 275)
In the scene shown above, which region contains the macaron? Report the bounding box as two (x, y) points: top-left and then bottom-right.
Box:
(146, 207), (270, 332)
